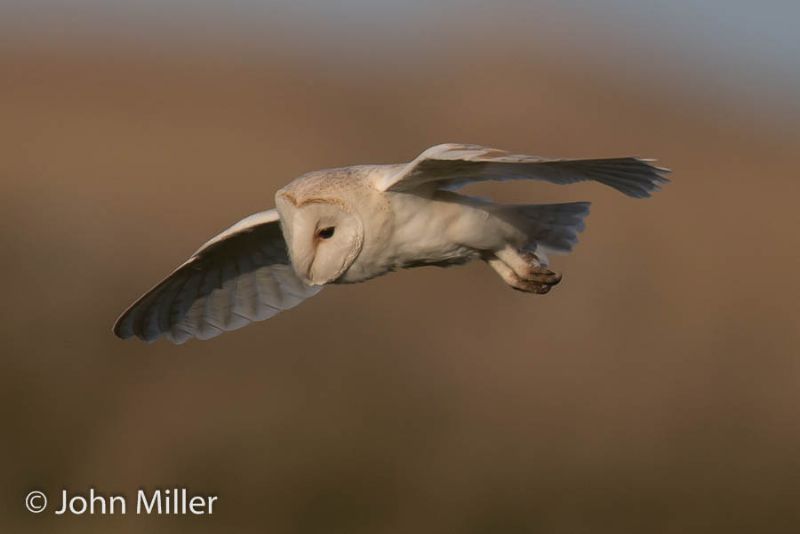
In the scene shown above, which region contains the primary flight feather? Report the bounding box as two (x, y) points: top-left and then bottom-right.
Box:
(114, 143), (669, 343)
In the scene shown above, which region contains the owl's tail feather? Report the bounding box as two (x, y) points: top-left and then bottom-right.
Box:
(503, 201), (591, 254)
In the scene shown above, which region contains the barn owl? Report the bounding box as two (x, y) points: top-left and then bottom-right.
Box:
(114, 143), (669, 343)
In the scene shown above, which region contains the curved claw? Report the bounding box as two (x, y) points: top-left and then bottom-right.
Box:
(511, 279), (555, 294)
(527, 267), (562, 285)
(487, 247), (564, 295)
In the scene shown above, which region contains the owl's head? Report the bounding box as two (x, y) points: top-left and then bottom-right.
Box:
(275, 192), (364, 286)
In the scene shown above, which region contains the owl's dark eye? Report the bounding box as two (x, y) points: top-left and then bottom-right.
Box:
(317, 226), (335, 239)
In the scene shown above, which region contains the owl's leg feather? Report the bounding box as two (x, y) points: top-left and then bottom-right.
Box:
(488, 246), (561, 294)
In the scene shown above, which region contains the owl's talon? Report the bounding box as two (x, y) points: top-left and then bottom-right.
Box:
(505, 269), (561, 294)
(519, 251), (562, 286)
(511, 280), (553, 294)
(487, 248), (563, 295)
(526, 268), (562, 285)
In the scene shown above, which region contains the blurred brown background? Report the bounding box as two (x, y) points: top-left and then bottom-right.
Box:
(1, 2), (799, 533)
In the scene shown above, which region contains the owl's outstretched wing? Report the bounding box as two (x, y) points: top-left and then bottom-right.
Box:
(377, 143), (670, 198)
(113, 209), (320, 344)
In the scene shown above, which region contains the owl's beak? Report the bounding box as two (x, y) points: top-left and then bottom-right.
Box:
(290, 255), (315, 287)
(303, 260), (332, 287)
(297, 253), (341, 287)
(289, 243), (325, 287)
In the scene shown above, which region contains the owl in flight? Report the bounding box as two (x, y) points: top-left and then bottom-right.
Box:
(114, 143), (669, 343)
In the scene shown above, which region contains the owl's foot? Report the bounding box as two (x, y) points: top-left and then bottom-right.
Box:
(486, 248), (562, 294)
(508, 265), (562, 294)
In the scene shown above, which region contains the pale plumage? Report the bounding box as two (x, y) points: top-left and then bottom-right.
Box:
(114, 143), (669, 343)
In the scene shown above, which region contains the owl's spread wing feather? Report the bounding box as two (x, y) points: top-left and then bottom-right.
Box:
(378, 143), (670, 198)
(113, 209), (320, 344)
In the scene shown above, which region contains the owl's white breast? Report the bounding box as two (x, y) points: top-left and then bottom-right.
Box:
(337, 186), (507, 283)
